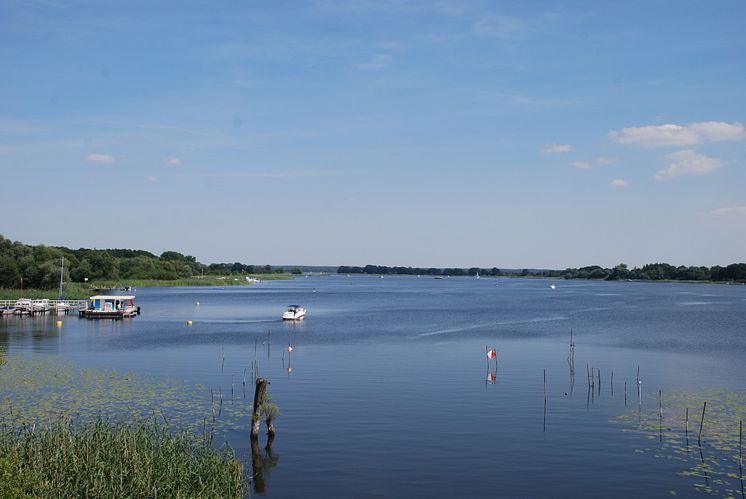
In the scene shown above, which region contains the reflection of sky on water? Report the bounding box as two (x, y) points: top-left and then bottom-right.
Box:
(1, 276), (745, 497)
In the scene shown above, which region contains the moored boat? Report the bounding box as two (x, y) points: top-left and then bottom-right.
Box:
(79, 295), (139, 319)
(91, 286), (136, 295)
(13, 299), (32, 315)
(31, 299), (50, 314)
(282, 305), (306, 321)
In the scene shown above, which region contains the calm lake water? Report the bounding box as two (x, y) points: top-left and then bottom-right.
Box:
(2, 276), (745, 498)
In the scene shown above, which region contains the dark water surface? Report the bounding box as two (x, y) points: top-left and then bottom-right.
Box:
(2, 276), (745, 498)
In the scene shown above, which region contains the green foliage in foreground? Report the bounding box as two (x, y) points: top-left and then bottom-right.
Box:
(0, 419), (243, 499)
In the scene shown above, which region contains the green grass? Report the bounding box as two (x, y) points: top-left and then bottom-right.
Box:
(0, 274), (293, 300)
(0, 419), (243, 498)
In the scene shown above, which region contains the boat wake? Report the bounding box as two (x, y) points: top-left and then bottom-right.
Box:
(412, 315), (568, 338)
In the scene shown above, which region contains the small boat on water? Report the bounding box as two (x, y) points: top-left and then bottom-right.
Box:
(79, 295), (139, 319)
(549, 284), (556, 289)
(282, 305), (306, 321)
(91, 286), (136, 295)
(13, 299), (33, 315)
(31, 299), (50, 314)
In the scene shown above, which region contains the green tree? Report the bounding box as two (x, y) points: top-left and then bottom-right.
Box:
(0, 256), (20, 288)
(71, 259), (93, 282)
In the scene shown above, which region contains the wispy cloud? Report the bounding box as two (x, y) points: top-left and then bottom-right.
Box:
(168, 157), (182, 166)
(596, 157), (617, 166)
(202, 169), (332, 179)
(655, 150), (721, 180)
(0, 117), (38, 134)
(609, 121), (746, 148)
(148, 175), (157, 183)
(541, 144), (573, 154)
(610, 179), (629, 187)
(710, 206), (746, 218)
(472, 15), (523, 39)
(353, 54), (392, 70)
(86, 153), (115, 164)
(572, 161), (592, 169)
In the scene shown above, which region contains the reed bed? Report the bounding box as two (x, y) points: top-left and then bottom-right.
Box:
(0, 419), (243, 498)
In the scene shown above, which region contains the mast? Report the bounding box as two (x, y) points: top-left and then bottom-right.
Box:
(58, 257), (65, 300)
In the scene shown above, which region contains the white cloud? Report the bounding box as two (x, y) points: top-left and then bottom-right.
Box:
(168, 156), (182, 165)
(655, 150), (721, 180)
(610, 179), (629, 187)
(609, 121), (746, 148)
(472, 15), (523, 39)
(572, 161), (592, 169)
(86, 153), (114, 164)
(353, 54), (391, 70)
(148, 176), (158, 183)
(710, 206), (746, 218)
(541, 144), (573, 154)
(596, 157), (617, 166)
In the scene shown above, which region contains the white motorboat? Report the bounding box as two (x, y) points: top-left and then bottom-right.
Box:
(13, 299), (32, 315)
(31, 299), (50, 313)
(282, 305), (306, 321)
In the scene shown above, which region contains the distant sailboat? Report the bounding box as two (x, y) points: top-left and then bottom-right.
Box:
(56, 257), (69, 314)
(58, 257), (65, 300)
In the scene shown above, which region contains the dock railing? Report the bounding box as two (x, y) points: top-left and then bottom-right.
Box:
(0, 299), (88, 310)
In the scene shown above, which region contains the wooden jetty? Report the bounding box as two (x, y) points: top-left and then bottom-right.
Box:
(0, 299), (88, 316)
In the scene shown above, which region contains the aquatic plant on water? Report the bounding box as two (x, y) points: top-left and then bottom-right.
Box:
(612, 388), (745, 497)
(0, 355), (255, 436)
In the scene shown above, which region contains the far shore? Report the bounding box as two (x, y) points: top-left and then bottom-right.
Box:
(0, 274), (292, 300)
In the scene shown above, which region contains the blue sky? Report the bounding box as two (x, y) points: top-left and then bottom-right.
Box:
(1, 0), (744, 268)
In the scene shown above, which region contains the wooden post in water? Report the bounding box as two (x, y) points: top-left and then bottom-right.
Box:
(543, 369), (547, 433)
(659, 390), (663, 442)
(251, 378), (269, 438)
(636, 365), (641, 405)
(544, 369), (547, 402)
(739, 418), (742, 470)
(698, 401), (707, 444)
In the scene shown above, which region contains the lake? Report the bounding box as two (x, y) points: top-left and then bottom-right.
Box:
(2, 276), (745, 498)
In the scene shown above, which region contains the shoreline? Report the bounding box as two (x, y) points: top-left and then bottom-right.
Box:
(0, 274), (293, 300)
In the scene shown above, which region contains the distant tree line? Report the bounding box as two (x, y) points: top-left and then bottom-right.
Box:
(0, 235), (285, 289)
(535, 262), (746, 282)
(338, 265), (501, 276)
(337, 262), (746, 282)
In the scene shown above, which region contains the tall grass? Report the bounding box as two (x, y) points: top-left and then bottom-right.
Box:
(0, 419), (243, 498)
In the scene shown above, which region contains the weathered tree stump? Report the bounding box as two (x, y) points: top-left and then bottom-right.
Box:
(250, 435), (266, 493)
(251, 378), (269, 438)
